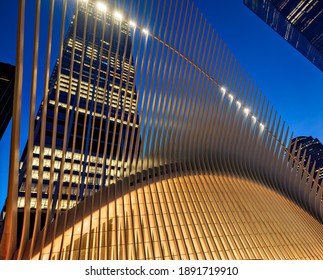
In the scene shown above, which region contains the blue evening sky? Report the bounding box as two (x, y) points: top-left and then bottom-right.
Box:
(0, 0), (322, 210)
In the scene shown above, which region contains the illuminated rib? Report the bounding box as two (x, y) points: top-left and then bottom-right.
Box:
(0, 0), (322, 260)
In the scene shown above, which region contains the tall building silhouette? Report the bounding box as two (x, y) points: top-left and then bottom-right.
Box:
(289, 136), (323, 184)
(0, 62), (15, 241)
(14, 0), (139, 243)
(0, 62), (15, 140)
(0, 0), (322, 260)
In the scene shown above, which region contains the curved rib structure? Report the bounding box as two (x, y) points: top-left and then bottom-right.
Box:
(25, 170), (322, 260)
(0, 0), (322, 260)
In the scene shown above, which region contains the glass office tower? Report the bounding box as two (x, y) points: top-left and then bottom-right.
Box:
(244, 0), (323, 72)
(289, 136), (323, 184)
(0, 62), (15, 140)
(16, 0), (139, 237)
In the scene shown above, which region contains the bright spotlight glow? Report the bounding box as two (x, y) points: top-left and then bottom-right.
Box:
(229, 94), (233, 99)
(129, 21), (136, 28)
(142, 28), (149, 35)
(244, 107), (250, 114)
(96, 2), (107, 12)
(114, 11), (123, 20)
(237, 101), (241, 107)
(252, 115), (256, 120)
(221, 87), (226, 93)
(260, 123), (264, 128)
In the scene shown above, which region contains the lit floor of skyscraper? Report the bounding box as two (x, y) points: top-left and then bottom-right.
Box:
(0, 0), (322, 260)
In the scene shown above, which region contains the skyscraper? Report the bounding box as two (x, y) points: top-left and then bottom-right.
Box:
(0, 62), (15, 242)
(243, 0), (323, 72)
(14, 0), (139, 243)
(289, 136), (323, 184)
(0, 62), (15, 140)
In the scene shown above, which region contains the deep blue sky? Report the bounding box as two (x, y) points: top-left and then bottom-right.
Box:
(0, 0), (322, 210)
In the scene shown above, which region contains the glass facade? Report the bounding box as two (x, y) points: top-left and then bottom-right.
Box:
(0, 62), (15, 140)
(244, 0), (323, 72)
(289, 136), (323, 184)
(16, 1), (139, 239)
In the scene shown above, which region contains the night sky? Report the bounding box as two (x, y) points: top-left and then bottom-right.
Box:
(0, 0), (322, 210)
